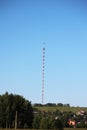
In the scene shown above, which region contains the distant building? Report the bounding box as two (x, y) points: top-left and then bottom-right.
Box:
(76, 110), (85, 116)
(68, 119), (76, 127)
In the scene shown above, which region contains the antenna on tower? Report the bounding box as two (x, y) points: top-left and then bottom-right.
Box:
(42, 43), (45, 104)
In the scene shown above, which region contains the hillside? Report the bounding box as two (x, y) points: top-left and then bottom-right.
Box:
(34, 106), (87, 113)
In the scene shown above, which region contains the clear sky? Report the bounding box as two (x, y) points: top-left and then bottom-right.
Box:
(0, 0), (87, 107)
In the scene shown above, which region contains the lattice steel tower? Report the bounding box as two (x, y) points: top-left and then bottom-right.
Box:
(42, 46), (45, 104)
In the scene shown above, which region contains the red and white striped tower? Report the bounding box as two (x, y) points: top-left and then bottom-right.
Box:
(42, 46), (45, 104)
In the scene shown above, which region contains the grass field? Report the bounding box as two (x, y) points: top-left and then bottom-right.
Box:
(34, 106), (87, 113)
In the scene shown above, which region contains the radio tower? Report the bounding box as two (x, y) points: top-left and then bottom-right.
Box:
(42, 45), (45, 104)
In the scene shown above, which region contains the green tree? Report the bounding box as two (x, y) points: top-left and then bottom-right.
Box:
(32, 113), (42, 129)
(54, 118), (64, 130)
(0, 92), (33, 128)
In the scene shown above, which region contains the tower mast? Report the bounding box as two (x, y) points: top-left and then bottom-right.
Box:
(42, 45), (45, 104)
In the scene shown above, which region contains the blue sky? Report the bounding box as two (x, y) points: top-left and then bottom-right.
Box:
(0, 0), (87, 106)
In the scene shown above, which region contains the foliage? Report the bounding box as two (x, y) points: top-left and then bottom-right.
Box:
(0, 92), (33, 128)
(33, 106), (87, 129)
(32, 109), (64, 129)
(34, 103), (70, 107)
(34, 105), (87, 113)
(1, 92), (87, 129)
(32, 111), (42, 129)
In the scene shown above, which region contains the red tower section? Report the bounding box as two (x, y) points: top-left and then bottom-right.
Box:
(42, 47), (45, 104)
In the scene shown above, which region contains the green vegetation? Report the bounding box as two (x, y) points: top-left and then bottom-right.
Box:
(33, 104), (87, 129)
(34, 106), (87, 113)
(1, 92), (87, 129)
(0, 92), (33, 129)
(64, 128), (87, 130)
(0, 128), (86, 130)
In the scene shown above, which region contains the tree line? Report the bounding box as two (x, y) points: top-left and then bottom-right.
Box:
(0, 92), (33, 128)
(34, 103), (70, 107)
(0, 92), (87, 129)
